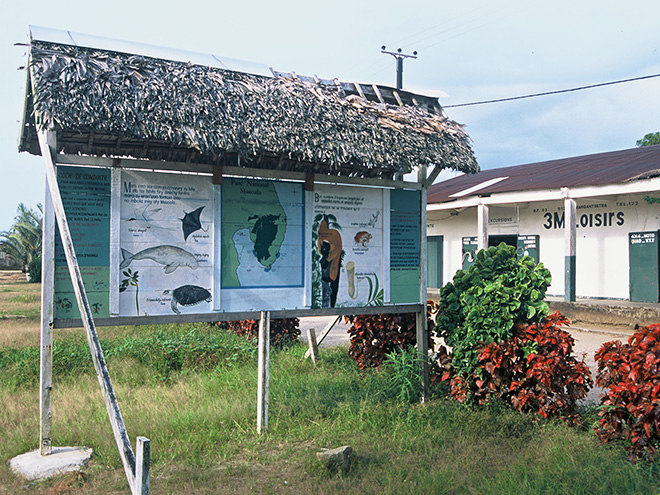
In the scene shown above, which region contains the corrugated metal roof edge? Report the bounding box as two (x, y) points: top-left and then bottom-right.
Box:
(29, 25), (274, 77)
(428, 144), (660, 204)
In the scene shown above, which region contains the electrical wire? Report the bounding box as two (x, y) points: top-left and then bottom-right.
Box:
(444, 73), (660, 108)
(351, 0), (529, 82)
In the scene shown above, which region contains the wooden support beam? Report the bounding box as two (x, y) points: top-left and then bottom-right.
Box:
(212, 165), (223, 185)
(135, 437), (151, 495)
(37, 129), (147, 494)
(257, 311), (270, 434)
(392, 90), (404, 106)
(53, 304), (424, 329)
(353, 82), (366, 100)
(56, 154), (424, 191)
(39, 166), (56, 456)
(417, 164), (429, 401)
(372, 84), (385, 104)
(305, 173), (314, 191)
(305, 316), (340, 358)
(306, 328), (319, 365)
(424, 164), (444, 188)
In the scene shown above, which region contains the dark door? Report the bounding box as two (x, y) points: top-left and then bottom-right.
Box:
(488, 234), (518, 249)
(427, 235), (443, 288)
(629, 231), (660, 302)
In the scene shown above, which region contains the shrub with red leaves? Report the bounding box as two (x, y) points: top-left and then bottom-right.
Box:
(345, 301), (438, 370)
(434, 312), (592, 423)
(223, 318), (300, 348)
(595, 323), (660, 461)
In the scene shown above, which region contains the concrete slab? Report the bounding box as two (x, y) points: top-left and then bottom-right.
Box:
(9, 447), (93, 481)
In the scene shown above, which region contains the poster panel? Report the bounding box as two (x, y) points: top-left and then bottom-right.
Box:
(311, 184), (385, 308)
(54, 166), (111, 319)
(221, 178), (304, 289)
(119, 170), (214, 316)
(390, 189), (421, 304)
(53, 167), (422, 320)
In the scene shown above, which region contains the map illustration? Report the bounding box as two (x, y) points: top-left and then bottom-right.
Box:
(222, 178), (304, 288)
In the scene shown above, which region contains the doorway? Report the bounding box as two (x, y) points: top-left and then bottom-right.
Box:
(488, 235), (518, 249)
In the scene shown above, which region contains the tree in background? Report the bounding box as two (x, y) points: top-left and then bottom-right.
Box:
(636, 132), (660, 147)
(0, 203), (43, 277)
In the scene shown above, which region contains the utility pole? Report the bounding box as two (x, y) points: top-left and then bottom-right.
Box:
(381, 46), (418, 90)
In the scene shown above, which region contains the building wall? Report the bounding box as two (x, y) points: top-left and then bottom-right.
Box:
(0, 252), (21, 270)
(427, 193), (660, 299)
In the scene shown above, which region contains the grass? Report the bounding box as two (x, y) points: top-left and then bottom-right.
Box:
(0, 270), (40, 320)
(0, 273), (659, 493)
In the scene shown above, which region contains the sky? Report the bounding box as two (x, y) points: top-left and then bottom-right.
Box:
(1, 0), (659, 231)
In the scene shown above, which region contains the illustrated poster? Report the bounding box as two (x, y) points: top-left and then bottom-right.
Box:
(311, 184), (384, 308)
(119, 170), (213, 316)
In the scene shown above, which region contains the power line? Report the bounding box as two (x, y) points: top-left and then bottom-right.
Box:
(352, 0), (527, 82)
(444, 73), (660, 108)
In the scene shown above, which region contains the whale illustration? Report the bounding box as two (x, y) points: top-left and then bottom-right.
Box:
(120, 245), (199, 273)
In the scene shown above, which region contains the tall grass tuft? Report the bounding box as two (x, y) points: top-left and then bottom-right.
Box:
(380, 346), (424, 403)
(0, 323), (257, 389)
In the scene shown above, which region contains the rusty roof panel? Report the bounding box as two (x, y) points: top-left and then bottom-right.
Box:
(428, 145), (660, 204)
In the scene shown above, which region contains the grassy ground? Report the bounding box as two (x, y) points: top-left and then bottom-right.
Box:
(1, 273), (659, 494)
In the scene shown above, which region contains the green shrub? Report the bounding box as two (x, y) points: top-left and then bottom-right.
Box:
(27, 256), (41, 283)
(595, 323), (660, 461)
(435, 312), (592, 423)
(435, 243), (552, 378)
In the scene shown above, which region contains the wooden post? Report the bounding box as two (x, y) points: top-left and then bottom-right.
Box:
(37, 130), (143, 494)
(417, 164), (430, 401)
(39, 171), (56, 456)
(477, 203), (489, 251)
(563, 191), (577, 302)
(306, 328), (319, 365)
(257, 311), (270, 434)
(304, 316), (340, 359)
(135, 437), (151, 495)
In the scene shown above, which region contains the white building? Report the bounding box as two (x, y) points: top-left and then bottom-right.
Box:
(426, 145), (660, 302)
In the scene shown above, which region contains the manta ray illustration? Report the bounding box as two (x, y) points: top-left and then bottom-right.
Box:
(120, 245), (199, 273)
(181, 206), (208, 241)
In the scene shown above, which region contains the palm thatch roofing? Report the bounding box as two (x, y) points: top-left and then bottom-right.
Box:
(18, 32), (478, 180)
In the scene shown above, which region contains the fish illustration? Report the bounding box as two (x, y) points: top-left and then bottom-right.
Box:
(120, 245), (199, 273)
(181, 206), (208, 241)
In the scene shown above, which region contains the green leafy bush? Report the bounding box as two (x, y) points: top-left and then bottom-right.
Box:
(435, 312), (592, 423)
(595, 323), (660, 461)
(27, 256), (41, 283)
(435, 243), (552, 377)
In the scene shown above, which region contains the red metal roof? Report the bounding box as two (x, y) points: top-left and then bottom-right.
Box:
(428, 145), (660, 204)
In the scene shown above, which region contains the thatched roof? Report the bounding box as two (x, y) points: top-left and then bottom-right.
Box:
(19, 37), (478, 179)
